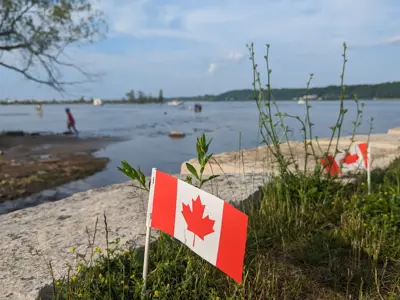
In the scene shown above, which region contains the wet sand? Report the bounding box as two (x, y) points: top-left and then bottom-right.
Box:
(0, 132), (121, 202)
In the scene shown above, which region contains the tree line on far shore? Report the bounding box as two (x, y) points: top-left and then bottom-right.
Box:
(3, 81), (400, 105)
(177, 81), (400, 102)
(0, 89), (165, 105)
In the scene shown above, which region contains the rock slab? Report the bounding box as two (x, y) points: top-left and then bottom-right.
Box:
(181, 132), (400, 175)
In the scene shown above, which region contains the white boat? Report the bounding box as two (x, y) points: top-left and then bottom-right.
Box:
(298, 94), (318, 104)
(167, 100), (183, 106)
(93, 98), (103, 106)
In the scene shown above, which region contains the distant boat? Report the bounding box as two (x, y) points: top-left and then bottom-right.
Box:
(298, 94), (318, 104)
(167, 100), (183, 106)
(93, 98), (103, 106)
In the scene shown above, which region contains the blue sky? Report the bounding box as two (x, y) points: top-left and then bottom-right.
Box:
(1, 0), (400, 100)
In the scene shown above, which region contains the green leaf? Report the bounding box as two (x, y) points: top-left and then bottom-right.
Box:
(203, 153), (213, 166)
(120, 160), (138, 179)
(202, 175), (220, 184)
(121, 160), (131, 170)
(200, 165), (205, 176)
(201, 134), (206, 147)
(117, 166), (135, 180)
(207, 174), (219, 181)
(117, 166), (128, 176)
(137, 168), (146, 185)
(185, 175), (193, 185)
(186, 163), (199, 180)
(199, 174), (219, 188)
(196, 139), (203, 164)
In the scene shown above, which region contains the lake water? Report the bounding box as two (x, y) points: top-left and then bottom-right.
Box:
(0, 100), (399, 213)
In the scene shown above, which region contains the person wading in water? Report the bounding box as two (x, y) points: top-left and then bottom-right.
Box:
(65, 108), (79, 136)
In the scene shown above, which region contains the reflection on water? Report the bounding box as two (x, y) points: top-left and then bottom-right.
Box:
(0, 101), (399, 213)
(36, 104), (43, 118)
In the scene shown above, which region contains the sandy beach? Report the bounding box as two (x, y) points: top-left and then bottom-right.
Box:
(0, 132), (121, 202)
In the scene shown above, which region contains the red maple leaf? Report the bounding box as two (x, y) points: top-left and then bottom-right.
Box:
(340, 152), (359, 165)
(181, 195), (215, 247)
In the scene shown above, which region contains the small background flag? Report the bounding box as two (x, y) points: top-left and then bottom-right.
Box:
(147, 170), (248, 283)
(321, 142), (369, 176)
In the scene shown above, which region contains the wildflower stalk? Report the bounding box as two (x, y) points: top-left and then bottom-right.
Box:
(303, 73), (317, 170)
(326, 42), (348, 159)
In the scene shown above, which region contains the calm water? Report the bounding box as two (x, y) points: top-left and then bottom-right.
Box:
(0, 101), (399, 212)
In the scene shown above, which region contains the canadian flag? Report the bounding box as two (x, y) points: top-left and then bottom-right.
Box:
(320, 142), (369, 176)
(146, 169), (248, 283)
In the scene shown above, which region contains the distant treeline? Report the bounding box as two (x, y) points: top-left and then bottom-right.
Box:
(2, 81), (400, 105)
(0, 89), (165, 105)
(175, 81), (400, 101)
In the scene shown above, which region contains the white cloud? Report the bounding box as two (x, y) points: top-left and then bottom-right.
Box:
(208, 63), (217, 74)
(383, 36), (400, 45)
(207, 51), (245, 74)
(226, 52), (244, 61)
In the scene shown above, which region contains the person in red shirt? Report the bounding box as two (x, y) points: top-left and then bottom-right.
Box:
(65, 108), (78, 136)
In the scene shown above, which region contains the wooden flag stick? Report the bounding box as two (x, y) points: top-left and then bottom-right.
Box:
(367, 144), (371, 194)
(142, 168), (157, 294)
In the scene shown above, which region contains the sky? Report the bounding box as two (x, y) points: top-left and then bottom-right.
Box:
(1, 0), (400, 100)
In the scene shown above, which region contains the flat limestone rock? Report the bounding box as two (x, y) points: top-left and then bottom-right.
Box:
(181, 131), (400, 176)
(0, 173), (265, 300)
(387, 127), (400, 135)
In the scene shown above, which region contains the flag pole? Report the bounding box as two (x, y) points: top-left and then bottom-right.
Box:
(142, 168), (156, 295)
(367, 144), (371, 194)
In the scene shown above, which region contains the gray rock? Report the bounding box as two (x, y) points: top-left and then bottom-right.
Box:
(0, 173), (265, 300)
